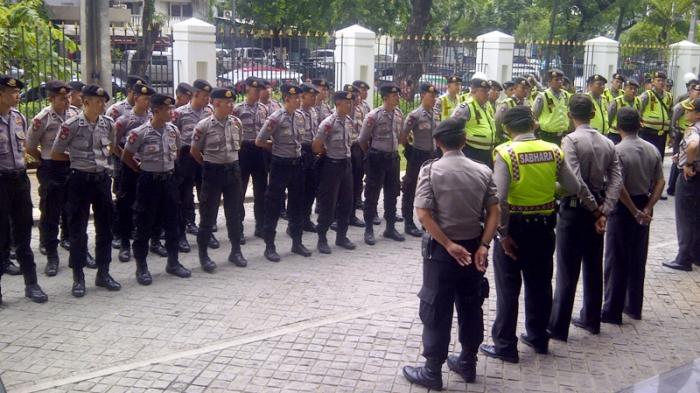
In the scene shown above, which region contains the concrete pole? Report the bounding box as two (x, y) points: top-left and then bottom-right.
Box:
(80, 0), (112, 97)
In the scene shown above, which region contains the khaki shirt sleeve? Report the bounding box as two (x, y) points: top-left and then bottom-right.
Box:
(492, 154), (511, 235)
(413, 162), (435, 210)
(602, 147), (623, 215)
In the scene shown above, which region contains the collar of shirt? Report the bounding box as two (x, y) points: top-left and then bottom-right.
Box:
(573, 124), (597, 133)
(0, 113), (10, 125)
(211, 115), (229, 127)
(442, 150), (463, 158)
(512, 133), (536, 141)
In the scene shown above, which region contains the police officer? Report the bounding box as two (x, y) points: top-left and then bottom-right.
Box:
(501, 80), (515, 103)
(344, 84), (367, 227)
(402, 117), (499, 389)
(260, 79), (282, 116)
(604, 73), (625, 103)
(234, 77), (267, 241)
(435, 75), (462, 121)
(26, 80), (75, 276)
(451, 78), (497, 167)
(297, 83), (320, 232)
(51, 85), (122, 297)
(256, 83), (312, 262)
(191, 88), (248, 270)
(495, 77), (530, 142)
(602, 107), (665, 323)
(668, 83), (700, 196)
(359, 83), (405, 245)
(312, 91), (358, 254)
(67, 81), (85, 116)
(533, 69), (571, 145)
(122, 94), (191, 285)
(353, 80), (372, 117)
(548, 94), (622, 341)
(526, 74), (543, 106)
(607, 79), (642, 144)
(480, 105), (598, 361)
(175, 82), (193, 108)
(663, 98), (700, 271)
(312, 79), (333, 121)
(639, 71), (674, 163)
(400, 83), (437, 238)
(107, 75), (149, 121)
(586, 74), (610, 134)
(0, 75), (48, 305)
(487, 80), (502, 115)
(173, 79), (216, 251)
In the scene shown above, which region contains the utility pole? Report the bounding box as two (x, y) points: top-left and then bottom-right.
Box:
(80, 0), (112, 97)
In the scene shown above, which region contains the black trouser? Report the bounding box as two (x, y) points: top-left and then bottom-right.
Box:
(420, 237), (487, 366)
(37, 160), (70, 256)
(132, 172), (179, 262)
(301, 144), (318, 225)
(401, 146), (432, 227)
(198, 162), (242, 251)
(363, 149), (400, 225)
(492, 214), (555, 353)
(536, 130), (564, 146)
(607, 132), (622, 145)
(239, 141), (268, 232)
(640, 127), (667, 163)
(672, 174), (700, 268)
(65, 170), (113, 271)
(263, 156), (304, 244)
(549, 199), (603, 339)
(462, 144), (493, 168)
(176, 145), (201, 232)
(668, 136), (681, 194)
(0, 171), (38, 285)
(316, 157), (353, 237)
(111, 155), (122, 239)
(116, 163), (139, 243)
(351, 142), (364, 210)
(602, 196), (650, 320)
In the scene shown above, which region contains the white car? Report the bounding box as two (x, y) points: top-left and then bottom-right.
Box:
(218, 66), (303, 87)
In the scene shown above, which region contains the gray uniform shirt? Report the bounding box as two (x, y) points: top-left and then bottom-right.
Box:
(315, 112), (352, 160)
(359, 107), (403, 152)
(0, 109), (28, 170)
(28, 106), (72, 160)
(233, 101), (266, 141)
(615, 135), (663, 196)
(115, 110), (150, 146)
(106, 99), (133, 121)
(52, 113), (114, 173)
(561, 124), (623, 215)
(124, 121), (180, 172)
(192, 115), (242, 164)
(173, 103), (212, 146)
(261, 99), (282, 118)
(414, 150), (499, 240)
(315, 101), (333, 122)
(403, 106), (436, 151)
(670, 102), (686, 135)
(257, 108), (302, 158)
(67, 105), (81, 118)
(679, 123), (700, 169)
(296, 106), (319, 144)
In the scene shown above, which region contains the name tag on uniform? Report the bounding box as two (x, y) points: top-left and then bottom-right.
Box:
(146, 144), (160, 153)
(16, 131), (25, 139)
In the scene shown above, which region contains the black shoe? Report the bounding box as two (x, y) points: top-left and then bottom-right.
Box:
(178, 237), (191, 253)
(660, 195), (668, 200)
(571, 317), (600, 334)
(4, 260), (21, 276)
(405, 225), (424, 237)
(519, 333), (548, 354)
(303, 221), (318, 233)
(39, 245), (47, 256)
(335, 237), (356, 250)
(119, 245), (131, 262)
(317, 238), (331, 254)
(667, 189), (675, 196)
(208, 234), (220, 249)
(479, 344), (519, 363)
(25, 284), (48, 303)
(447, 355), (476, 383)
(254, 228), (264, 238)
(60, 238), (71, 251)
(95, 270), (121, 291)
(71, 280), (86, 298)
(135, 263), (152, 285)
(228, 250), (248, 267)
(330, 221), (338, 231)
(212, 224), (218, 232)
(547, 329), (568, 342)
(401, 365), (443, 391)
(199, 254), (217, 273)
(149, 240), (167, 257)
(45, 255), (59, 277)
(280, 209), (288, 220)
(623, 310), (642, 320)
(600, 313), (622, 325)
(264, 246), (281, 262)
(239, 232), (246, 245)
(291, 242), (312, 257)
(165, 260), (192, 278)
(85, 253), (97, 269)
(383, 227), (405, 242)
(372, 216), (381, 225)
(185, 222), (199, 235)
(395, 215), (404, 222)
(364, 230), (376, 246)
(662, 260), (692, 271)
(349, 216), (365, 228)
(111, 238), (121, 250)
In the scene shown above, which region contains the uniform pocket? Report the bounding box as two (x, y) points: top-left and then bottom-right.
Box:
(417, 286), (439, 328)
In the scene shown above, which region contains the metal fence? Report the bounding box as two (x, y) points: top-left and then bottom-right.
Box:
(512, 40), (594, 92)
(619, 42), (678, 86)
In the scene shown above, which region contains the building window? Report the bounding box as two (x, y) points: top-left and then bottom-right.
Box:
(170, 4), (193, 17)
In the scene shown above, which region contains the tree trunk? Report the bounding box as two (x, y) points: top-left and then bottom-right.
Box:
(129, 0), (161, 77)
(614, 1), (627, 40)
(394, 0), (433, 100)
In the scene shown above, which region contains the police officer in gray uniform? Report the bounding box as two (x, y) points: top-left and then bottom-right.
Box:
(359, 83), (405, 245)
(0, 75), (49, 305)
(256, 84), (313, 262)
(400, 83), (437, 238)
(52, 85), (122, 298)
(313, 91), (358, 254)
(122, 94), (191, 285)
(344, 84), (368, 226)
(312, 79), (333, 121)
(297, 83), (321, 232)
(402, 117), (500, 390)
(191, 88), (248, 271)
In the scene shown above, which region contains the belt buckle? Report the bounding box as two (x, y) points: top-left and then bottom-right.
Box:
(569, 198), (578, 208)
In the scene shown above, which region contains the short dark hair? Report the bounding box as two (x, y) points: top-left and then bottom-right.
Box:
(569, 94), (594, 121)
(617, 107), (641, 133)
(436, 132), (466, 150)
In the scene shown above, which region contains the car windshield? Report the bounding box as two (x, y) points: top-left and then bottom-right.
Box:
(250, 49), (264, 58)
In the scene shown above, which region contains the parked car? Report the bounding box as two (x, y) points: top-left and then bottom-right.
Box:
(217, 66), (303, 89)
(216, 48), (233, 71)
(232, 47), (267, 65)
(113, 49), (174, 85)
(308, 49), (334, 64)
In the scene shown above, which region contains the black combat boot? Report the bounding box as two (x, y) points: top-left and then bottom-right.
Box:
(71, 268), (86, 298)
(165, 257), (191, 278)
(447, 352), (477, 383)
(135, 258), (152, 285)
(95, 266), (121, 291)
(198, 247), (217, 273)
(402, 359), (443, 390)
(317, 232), (331, 254)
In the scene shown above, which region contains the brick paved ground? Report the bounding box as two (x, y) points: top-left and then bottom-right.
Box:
(1, 160), (699, 393)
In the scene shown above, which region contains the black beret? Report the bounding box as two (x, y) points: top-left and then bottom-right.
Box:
(133, 84), (156, 96)
(45, 80), (69, 95)
(379, 83), (400, 96)
(176, 82), (193, 95)
(244, 77), (261, 88)
(82, 84), (110, 101)
(312, 79), (329, 88)
(352, 80), (369, 90)
(587, 74), (607, 84)
(192, 79), (212, 92)
(419, 83), (437, 94)
(448, 75), (463, 84)
(433, 117), (465, 138)
(127, 75), (149, 89)
(151, 93), (175, 107)
(513, 77), (530, 87)
(652, 71), (667, 79)
(502, 80), (515, 90)
(470, 78), (489, 89)
(343, 84), (360, 94)
(690, 83), (700, 92)
(617, 107), (641, 129)
(0, 75), (24, 89)
(210, 88), (234, 99)
(612, 73), (626, 82)
(547, 69), (565, 79)
(333, 90), (355, 101)
(625, 79), (640, 88)
(300, 83), (319, 94)
(569, 94), (594, 119)
(644, 77), (652, 84)
(280, 83), (300, 96)
(68, 81), (85, 92)
(261, 79), (272, 88)
(502, 105), (534, 130)
(686, 78), (699, 88)
(667, 79), (674, 86)
(488, 80), (503, 90)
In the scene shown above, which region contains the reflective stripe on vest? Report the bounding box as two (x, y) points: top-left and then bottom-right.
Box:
(610, 96), (642, 132)
(538, 89), (569, 134)
(464, 101), (496, 150)
(641, 89), (672, 134)
(588, 93), (609, 134)
(440, 95), (458, 119)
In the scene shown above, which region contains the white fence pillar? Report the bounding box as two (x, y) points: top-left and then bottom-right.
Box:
(584, 36), (619, 83)
(335, 25), (376, 108)
(475, 31), (515, 82)
(172, 18), (216, 90)
(669, 40), (700, 98)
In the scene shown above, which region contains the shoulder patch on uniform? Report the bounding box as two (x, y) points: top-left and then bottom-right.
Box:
(59, 124), (70, 140)
(127, 130), (138, 144)
(323, 122), (333, 135)
(193, 127), (202, 141)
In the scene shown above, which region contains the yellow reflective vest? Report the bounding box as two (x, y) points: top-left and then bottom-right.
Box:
(641, 89), (673, 134)
(463, 100), (497, 150)
(537, 89), (570, 134)
(610, 95), (642, 131)
(588, 92), (610, 134)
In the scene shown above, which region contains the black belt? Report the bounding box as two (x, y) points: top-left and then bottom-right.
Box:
(368, 148), (399, 158)
(562, 190), (605, 208)
(41, 159), (70, 169)
(204, 161), (239, 170)
(325, 157), (351, 165)
(0, 169), (26, 179)
(144, 171), (175, 181)
(509, 213), (556, 227)
(271, 156), (301, 166)
(72, 170), (108, 182)
(241, 140), (259, 148)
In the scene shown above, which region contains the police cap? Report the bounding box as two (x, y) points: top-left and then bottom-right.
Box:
(432, 117), (465, 138)
(587, 74), (607, 84)
(488, 80), (503, 91)
(502, 80), (515, 90)
(261, 79), (272, 88)
(82, 84), (110, 101)
(447, 75), (463, 84)
(343, 84), (360, 94)
(210, 88), (234, 100)
(625, 78), (640, 88)
(300, 83), (319, 94)
(686, 78), (699, 88)
(547, 69), (565, 79)
(352, 80), (369, 90)
(667, 79), (674, 87)
(652, 71), (667, 80)
(68, 81), (86, 92)
(151, 93), (175, 107)
(379, 83), (400, 97)
(612, 73), (626, 82)
(126, 75), (149, 89)
(512, 77), (530, 87)
(470, 78), (489, 89)
(312, 79), (329, 88)
(244, 77), (261, 88)
(45, 80), (69, 95)
(280, 83), (300, 97)
(616, 107), (641, 130)
(192, 79), (212, 92)
(419, 83), (437, 94)
(133, 84), (156, 96)
(176, 82), (193, 95)
(0, 75), (24, 89)
(333, 90), (355, 102)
